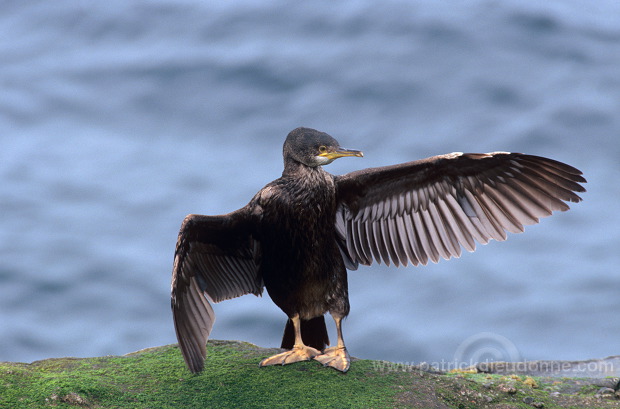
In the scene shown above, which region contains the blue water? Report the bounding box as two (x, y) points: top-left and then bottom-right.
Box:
(2, 0), (619, 367)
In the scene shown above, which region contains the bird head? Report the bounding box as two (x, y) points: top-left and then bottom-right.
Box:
(283, 127), (363, 167)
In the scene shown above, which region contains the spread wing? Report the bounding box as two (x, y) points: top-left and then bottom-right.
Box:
(334, 152), (586, 268)
(171, 208), (262, 373)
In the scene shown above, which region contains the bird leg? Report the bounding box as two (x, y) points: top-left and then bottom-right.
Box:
(259, 315), (321, 367)
(314, 315), (350, 372)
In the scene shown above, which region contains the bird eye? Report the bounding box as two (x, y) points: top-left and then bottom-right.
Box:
(319, 145), (327, 153)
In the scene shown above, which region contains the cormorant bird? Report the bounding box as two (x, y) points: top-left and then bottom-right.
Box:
(171, 127), (586, 373)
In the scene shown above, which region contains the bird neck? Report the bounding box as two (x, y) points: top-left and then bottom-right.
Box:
(282, 159), (323, 179)
(281, 160), (335, 194)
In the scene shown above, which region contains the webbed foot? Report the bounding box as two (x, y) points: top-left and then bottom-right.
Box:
(259, 345), (321, 367)
(314, 346), (350, 372)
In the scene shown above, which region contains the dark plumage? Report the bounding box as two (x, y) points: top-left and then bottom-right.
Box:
(171, 127), (586, 373)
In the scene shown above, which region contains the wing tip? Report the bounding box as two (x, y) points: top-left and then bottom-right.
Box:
(187, 354), (205, 374)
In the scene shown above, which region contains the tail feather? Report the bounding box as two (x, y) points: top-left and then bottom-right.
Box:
(281, 316), (329, 350)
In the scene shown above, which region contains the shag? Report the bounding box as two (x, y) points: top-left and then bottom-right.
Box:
(171, 127), (586, 373)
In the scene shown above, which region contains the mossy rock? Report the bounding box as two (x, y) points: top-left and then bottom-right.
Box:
(0, 340), (617, 408)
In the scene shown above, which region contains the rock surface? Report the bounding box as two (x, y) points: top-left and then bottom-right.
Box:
(474, 356), (620, 378)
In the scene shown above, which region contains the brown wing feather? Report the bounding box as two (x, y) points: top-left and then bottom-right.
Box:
(171, 209), (262, 373)
(335, 152), (586, 267)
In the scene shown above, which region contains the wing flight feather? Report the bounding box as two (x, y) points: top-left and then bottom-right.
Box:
(335, 152), (586, 267)
(171, 209), (262, 373)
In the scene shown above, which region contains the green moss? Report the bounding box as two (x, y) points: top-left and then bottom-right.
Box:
(0, 341), (617, 409)
(0, 342), (399, 409)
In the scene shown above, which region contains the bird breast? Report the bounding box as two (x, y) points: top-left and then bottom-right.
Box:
(257, 170), (337, 250)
